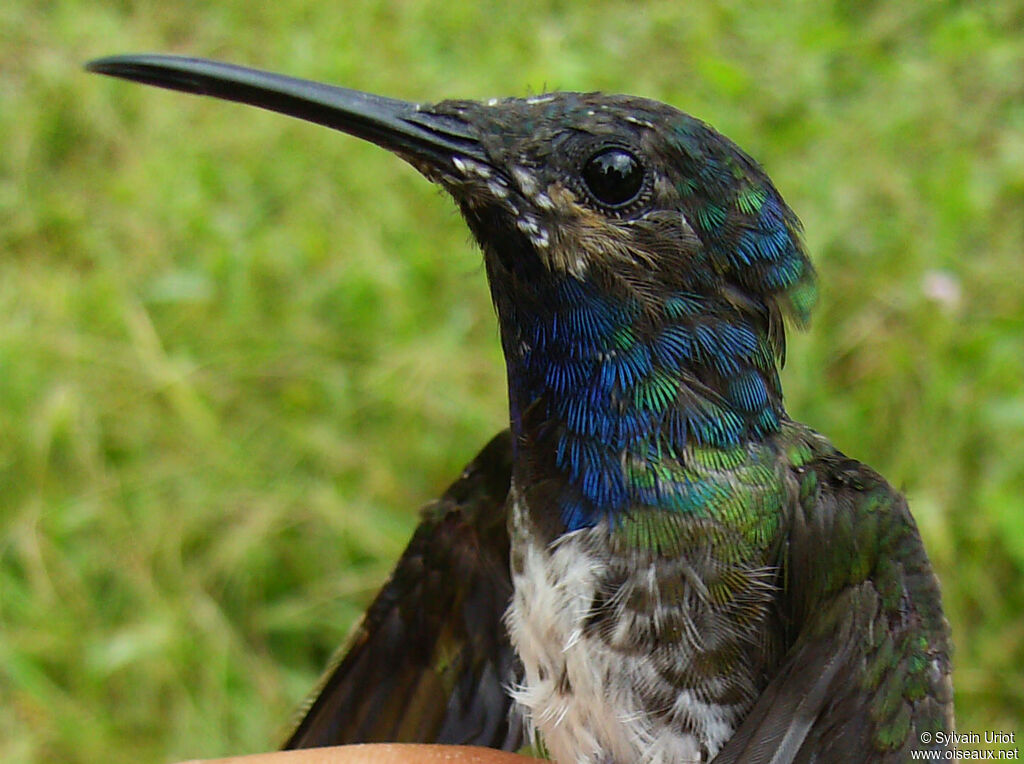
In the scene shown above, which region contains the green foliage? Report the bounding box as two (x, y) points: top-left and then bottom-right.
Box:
(2, 1), (1022, 760)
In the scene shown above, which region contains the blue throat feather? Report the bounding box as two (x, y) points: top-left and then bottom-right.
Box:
(506, 276), (788, 532)
(499, 147), (815, 531)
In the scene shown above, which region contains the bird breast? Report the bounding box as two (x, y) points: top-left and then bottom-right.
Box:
(505, 492), (765, 764)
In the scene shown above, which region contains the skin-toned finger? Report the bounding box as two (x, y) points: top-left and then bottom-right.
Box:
(176, 743), (546, 764)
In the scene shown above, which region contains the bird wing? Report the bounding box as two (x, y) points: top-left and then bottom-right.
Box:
(712, 450), (954, 763)
(283, 430), (525, 751)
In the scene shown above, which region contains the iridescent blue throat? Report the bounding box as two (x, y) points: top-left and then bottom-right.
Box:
(504, 276), (782, 530)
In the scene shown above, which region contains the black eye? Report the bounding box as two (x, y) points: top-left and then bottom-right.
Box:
(581, 147), (644, 207)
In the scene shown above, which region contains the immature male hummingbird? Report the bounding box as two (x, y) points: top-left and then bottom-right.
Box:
(87, 55), (953, 763)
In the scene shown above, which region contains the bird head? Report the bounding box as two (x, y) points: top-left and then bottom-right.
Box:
(432, 92), (814, 326)
(88, 56), (817, 526)
(87, 55), (814, 334)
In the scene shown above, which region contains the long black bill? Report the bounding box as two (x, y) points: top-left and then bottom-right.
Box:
(86, 54), (485, 172)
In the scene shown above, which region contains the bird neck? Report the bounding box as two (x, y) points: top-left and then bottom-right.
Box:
(496, 273), (785, 531)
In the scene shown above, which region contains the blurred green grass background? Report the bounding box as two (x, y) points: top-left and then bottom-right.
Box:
(2, 1), (1023, 761)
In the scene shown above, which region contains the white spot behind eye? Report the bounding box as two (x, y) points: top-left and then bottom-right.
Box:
(515, 215), (550, 250)
(516, 215), (540, 235)
(468, 160), (491, 178)
(512, 166), (538, 196)
(452, 156), (493, 179)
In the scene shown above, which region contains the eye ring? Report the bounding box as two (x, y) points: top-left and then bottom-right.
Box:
(580, 147), (645, 209)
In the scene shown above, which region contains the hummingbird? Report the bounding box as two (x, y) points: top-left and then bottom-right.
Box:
(86, 55), (954, 763)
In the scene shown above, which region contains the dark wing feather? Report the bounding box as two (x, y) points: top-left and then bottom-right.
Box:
(713, 452), (954, 764)
(283, 430), (524, 751)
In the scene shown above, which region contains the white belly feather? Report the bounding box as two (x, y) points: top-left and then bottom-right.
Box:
(505, 497), (739, 764)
